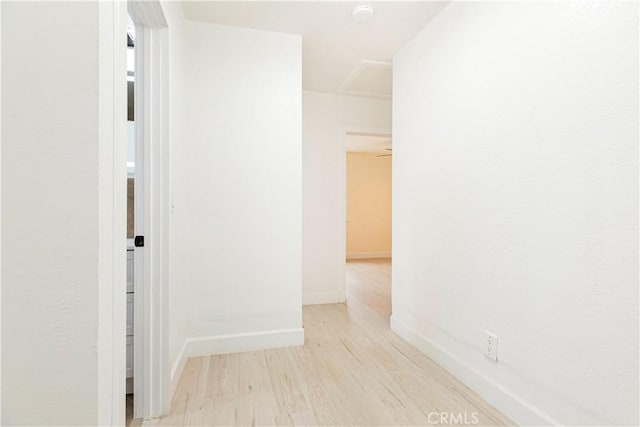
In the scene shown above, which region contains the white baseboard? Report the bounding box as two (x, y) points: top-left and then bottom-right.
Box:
(303, 291), (344, 305)
(390, 315), (559, 426)
(169, 340), (188, 403)
(185, 327), (304, 357)
(169, 327), (304, 403)
(346, 251), (391, 260)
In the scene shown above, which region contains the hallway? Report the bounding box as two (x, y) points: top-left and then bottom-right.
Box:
(156, 259), (513, 426)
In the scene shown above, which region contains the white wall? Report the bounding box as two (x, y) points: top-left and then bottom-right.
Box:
(392, 2), (638, 426)
(303, 92), (391, 305)
(2, 2), (125, 424)
(167, 15), (304, 379)
(0, 2), (3, 422)
(161, 0), (190, 394)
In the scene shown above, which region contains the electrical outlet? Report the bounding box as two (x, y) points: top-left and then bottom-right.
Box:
(484, 331), (498, 361)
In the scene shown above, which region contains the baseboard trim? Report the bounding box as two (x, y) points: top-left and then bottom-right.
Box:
(346, 251), (391, 260)
(169, 340), (188, 403)
(390, 315), (559, 426)
(303, 291), (344, 305)
(185, 327), (305, 357)
(168, 327), (304, 403)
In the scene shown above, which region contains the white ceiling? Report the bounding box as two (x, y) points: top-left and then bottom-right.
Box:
(345, 133), (392, 154)
(181, 1), (449, 97)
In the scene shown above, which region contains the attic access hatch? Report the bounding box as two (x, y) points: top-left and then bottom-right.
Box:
(339, 60), (392, 98)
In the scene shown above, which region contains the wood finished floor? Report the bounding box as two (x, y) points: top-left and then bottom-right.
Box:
(146, 259), (514, 426)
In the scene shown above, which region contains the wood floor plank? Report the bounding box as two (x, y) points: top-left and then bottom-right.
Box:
(146, 259), (515, 426)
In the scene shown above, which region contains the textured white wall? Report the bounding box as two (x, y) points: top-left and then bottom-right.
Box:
(161, 0), (190, 387)
(302, 92), (391, 305)
(2, 2), (117, 425)
(392, 2), (638, 426)
(0, 2), (3, 422)
(175, 21), (303, 340)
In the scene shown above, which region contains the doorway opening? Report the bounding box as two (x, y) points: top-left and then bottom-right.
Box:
(125, 14), (137, 425)
(342, 129), (393, 307)
(124, 2), (170, 423)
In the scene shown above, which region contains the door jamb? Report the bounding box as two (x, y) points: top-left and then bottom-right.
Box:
(338, 126), (392, 302)
(127, 0), (170, 420)
(98, 1), (127, 425)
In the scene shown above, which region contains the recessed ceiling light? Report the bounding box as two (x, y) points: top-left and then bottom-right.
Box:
(352, 5), (374, 23)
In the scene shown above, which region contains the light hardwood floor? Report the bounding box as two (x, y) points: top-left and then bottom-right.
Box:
(146, 259), (514, 426)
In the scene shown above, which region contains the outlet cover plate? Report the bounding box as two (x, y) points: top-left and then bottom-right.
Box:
(484, 331), (498, 361)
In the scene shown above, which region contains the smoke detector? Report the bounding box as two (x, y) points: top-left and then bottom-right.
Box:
(352, 5), (374, 23)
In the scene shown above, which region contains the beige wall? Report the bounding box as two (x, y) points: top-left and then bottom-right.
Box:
(346, 152), (392, 257)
